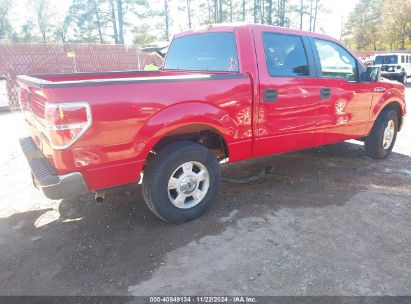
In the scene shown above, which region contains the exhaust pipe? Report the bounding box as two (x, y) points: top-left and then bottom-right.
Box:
(95, 190), (105, 203)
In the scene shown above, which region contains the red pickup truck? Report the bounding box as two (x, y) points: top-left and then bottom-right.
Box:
(17, 24), (406, 223)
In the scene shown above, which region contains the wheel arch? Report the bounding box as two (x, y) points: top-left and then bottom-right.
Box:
(375, 101), (403, 130)
(150, 123), (230, 160)
(135, 101), (241, 166)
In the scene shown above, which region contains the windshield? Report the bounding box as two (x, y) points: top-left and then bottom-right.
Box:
(375, 55), (398, 65)
(164, 32), (239, 72)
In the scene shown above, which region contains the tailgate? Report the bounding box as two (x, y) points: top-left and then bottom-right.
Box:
(18, 82), (53, 162)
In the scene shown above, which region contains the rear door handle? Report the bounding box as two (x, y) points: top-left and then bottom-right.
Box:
(374, 87), (386, 92)
(263, 89), (278, 102)
(320, 87), (331, 100)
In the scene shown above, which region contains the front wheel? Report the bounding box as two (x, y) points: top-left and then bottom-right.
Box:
(364, 109), (398, 159)
(143, 141), (221, 223)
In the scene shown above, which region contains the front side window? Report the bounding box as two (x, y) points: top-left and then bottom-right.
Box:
(314, 39), (358, 82)
(164, 32), (238, 72)
(262, 33), (309, 77)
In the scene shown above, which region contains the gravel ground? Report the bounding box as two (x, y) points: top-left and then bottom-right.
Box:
(0, 87), (410, 296)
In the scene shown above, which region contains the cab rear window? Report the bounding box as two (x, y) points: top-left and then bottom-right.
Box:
(164, 32), (239, 72)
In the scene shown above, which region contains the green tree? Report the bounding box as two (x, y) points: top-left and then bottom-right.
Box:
(343, 0), (383, 50)
(380, 0), (411, 49)
(163, 0), (170, 40)
(60, 0), (149, 44)
(289, 0), (310, 30)
(6, 0), (331, 44)
(267, 0), (273, 24)
(276, 0), (287, 26)
(54, 9), (73, 43)
(186, 0), (192, 28)
(63, 0), (106, 43)
(132, 24), (156, 44)
(27, 0), (56, 43)
(19, 21), (37, 42)
(0, 0), (13, 40)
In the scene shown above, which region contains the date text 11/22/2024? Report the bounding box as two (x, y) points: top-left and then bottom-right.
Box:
(149, 296), (257, 303)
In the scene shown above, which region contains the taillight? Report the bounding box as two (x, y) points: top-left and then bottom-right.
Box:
(44, 102), (92, 150)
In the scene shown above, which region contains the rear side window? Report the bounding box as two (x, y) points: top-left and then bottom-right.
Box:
(262, 33), (309, 77)
(401, 55), (405, 63)
(314, 39), (358, 82)
(164, 32), (238, 72)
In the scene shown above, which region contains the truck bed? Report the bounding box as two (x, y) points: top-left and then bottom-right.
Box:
(17, 70), (238, 88)
(16, 69), (253, 191)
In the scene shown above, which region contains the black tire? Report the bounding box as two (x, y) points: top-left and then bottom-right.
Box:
(364, 109), (398, 159)
(402, 73), (407, 84)
(142, 141), (221, 223)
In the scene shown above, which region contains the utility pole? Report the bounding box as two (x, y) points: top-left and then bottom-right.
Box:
(267, 0), (273, 25)
(300, 0), (303, 30)
(229, 0), (233, 22)
(254, 0), (258, 23)
(219, 0), (223, 22)
(117, 0), (124, 44)
(214, 0), (218, 23)
(313, 0), (319, 32)
(187, 0), (192, 28)
(309, 0), (313, 31)
(242, 0), (246, 21)
(164, 0), (169, 40)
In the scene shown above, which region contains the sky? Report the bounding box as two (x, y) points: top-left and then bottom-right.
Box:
(11, 0), (359, 43)
(319, 0), (358, 39)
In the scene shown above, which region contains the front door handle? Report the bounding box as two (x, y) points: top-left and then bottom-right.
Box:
(320, 87), (331, 100)
(263, 89), (278, 102)
(374, 87), (386, 92)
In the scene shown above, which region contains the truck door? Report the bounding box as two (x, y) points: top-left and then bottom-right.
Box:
(253, 29), (320, 157)
(309, 38), (373, 145)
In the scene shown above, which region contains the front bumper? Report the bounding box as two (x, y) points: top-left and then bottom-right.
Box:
(381, 72), (404, 78)
(19, 137), (89, 200)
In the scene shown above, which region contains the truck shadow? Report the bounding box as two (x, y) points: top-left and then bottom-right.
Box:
(1, 141), (411, 295)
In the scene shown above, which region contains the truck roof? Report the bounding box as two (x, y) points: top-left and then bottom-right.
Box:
(375, 52), (411, 56)
(175, 23), (341, 44)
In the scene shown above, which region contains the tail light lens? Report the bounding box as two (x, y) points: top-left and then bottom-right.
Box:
(45, 102), (92, 150)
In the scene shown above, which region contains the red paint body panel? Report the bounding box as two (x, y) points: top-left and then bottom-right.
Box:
(18, 74), (254, 191)
(17, 24), (407, 192)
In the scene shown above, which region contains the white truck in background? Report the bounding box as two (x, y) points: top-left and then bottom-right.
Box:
(0, 76), (9, 110)
(374, 52), (411, 84)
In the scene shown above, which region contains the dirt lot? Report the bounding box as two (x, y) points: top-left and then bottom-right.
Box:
(0, 87), (410, 296)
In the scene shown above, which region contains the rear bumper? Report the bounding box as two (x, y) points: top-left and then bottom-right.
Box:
(19, 137), (89, 200)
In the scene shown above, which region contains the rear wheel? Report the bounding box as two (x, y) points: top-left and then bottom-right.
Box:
(143, 141), (221, 223)
(401, 73), (407, 84)
(364, 109), (398, 159)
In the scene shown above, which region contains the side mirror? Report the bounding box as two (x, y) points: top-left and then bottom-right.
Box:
(364, 66), (381, 82)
